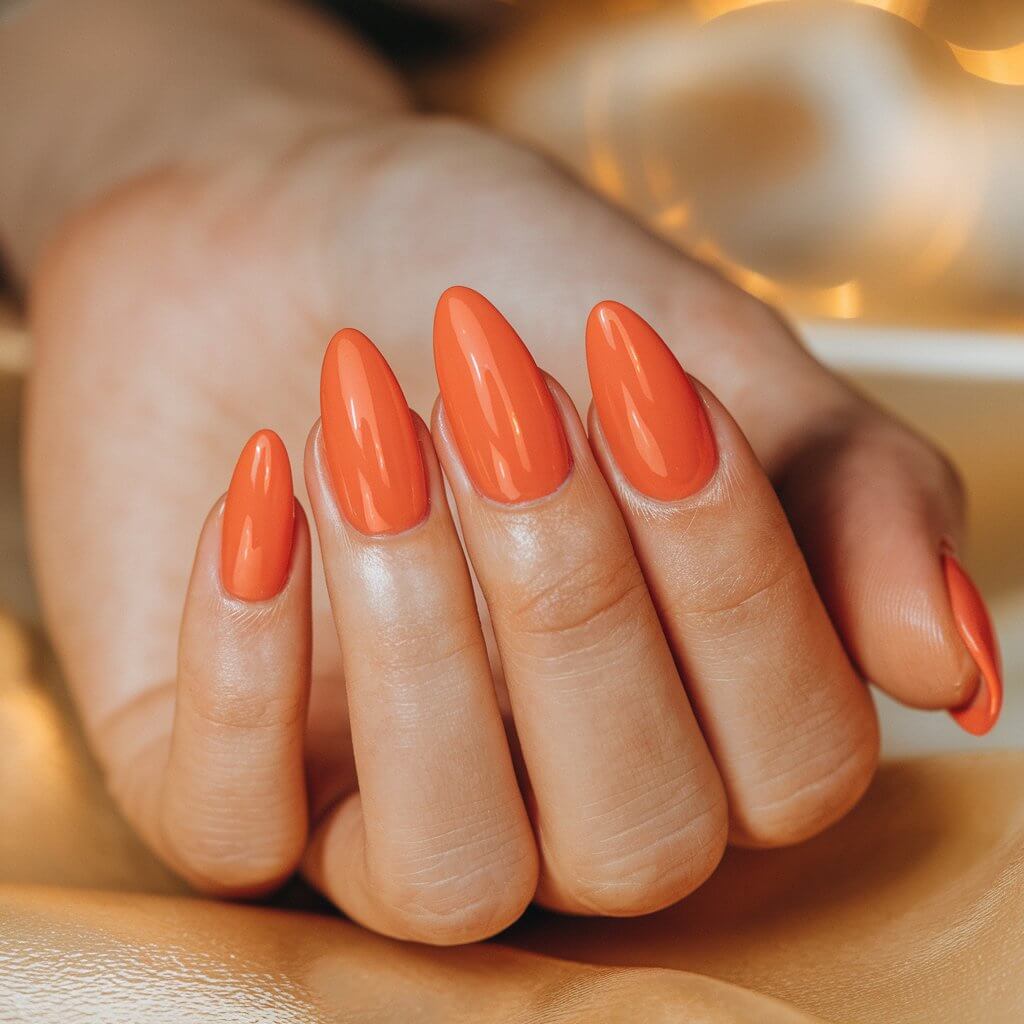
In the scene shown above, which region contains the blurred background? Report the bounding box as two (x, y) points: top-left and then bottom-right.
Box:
(1, 2), (1021, 855)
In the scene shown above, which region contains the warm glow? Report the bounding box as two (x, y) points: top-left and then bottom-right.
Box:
(583, 55), (627, 199)
(642, 154), (676, 204)
(693, 0), (928, 26)
(692, 0), (779, 22)
(949, 41), (1024, 86)
(0, 613), (32, 690)
(823, 279), (864, 320)
(720, 261), (781, 304)
(527, 0), (1024, 325)
(854, 0), (929, 23)
(0, 301), (29, 375)
(654, 202), (691, 230)
(712, 259), (866, 321)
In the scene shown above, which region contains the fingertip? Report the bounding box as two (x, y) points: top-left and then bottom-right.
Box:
(781, 426), (984, 715)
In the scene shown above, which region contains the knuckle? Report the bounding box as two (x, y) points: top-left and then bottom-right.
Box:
(373, 814), (538, 944)
(385, 881), (533, 946)
(930, 447), (967, 519)
(366, 609), (485, 680)
(181, 671), (305, 733)
(562, 778), (728, 916)
(733, 706), (880, 847)
(378, 861), (537, 945)
(166, 825), (304, 897)
(186, 684), (303, 733)
(681, 542), (802, 635)
(364, 115), (557, 199)
(502, 544), (649, 647)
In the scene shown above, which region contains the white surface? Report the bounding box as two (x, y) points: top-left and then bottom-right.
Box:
(802, 320), (1024, 379)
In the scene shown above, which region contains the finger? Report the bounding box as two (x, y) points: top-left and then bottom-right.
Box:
(160, 429), (311, 895)
(432, 287), (727, 918)
(302, 329), (537, 946)
(586, 302), (878, 847)
(778, 409), (1004, 734)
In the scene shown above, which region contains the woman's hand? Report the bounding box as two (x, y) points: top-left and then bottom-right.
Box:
(123, 286), (939, 944)
(12, 0), (999, 949)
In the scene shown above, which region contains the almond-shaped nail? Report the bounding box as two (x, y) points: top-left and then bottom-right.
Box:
(320, 328), (428, 535)
(434, 286), (570, 504)
(586, 301), (717, 501)
(221, 430), (295, 601)
(944, 552), (1003, 736)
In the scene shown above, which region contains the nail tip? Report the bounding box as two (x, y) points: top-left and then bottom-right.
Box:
(222, 429), (295, 602)
(952, 670), (1004, 736)
(324, 327), (374, 369)
(435, 284), (481, 325)
(585, 300), (715, 502)
(433, 286), (569, 504)
(588, 299), (626, 327)
(942, 552), (1004, 737)
(950, 701), (1000, 736)
(243, 426), (285, 456)
(320, 327), (428, 535)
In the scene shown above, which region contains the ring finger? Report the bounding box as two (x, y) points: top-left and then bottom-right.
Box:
(585, 301), (879, 847)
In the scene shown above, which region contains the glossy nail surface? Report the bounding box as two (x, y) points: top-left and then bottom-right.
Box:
(944, 552), (1003, 735)
(586, 301), (717, 501)
(321, 328), (428, 535)
(434, 286), (570, 504)
(222, 430), (295, 601)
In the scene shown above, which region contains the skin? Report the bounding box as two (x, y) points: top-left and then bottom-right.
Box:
(0, 0), (982, 946)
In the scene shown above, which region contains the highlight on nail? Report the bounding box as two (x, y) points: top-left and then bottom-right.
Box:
(320, 328), (428, 536)
(221, 429), (296, 601)
(944, 551), (1003, 736)
(433, 285), (571, 505)
(586, 300), (717, 502)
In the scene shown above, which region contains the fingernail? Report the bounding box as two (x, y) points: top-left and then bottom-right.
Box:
(320, 328), (428, 535)
(434, 286), (570, 504)
(944, 552), (1003, 736)
(221, 430), (295, 601)
(586, 301), (717, 501)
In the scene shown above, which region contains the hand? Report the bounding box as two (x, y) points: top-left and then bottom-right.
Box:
(144, 286), (883, 943)
(25, 117), (997, 944)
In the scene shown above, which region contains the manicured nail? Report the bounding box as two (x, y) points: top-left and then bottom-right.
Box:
(320, 328), (428, 535)
(434, 286), (570, 504)
(221, 430), (295, 601)
(586, 301), (717, 501)
(944, 552), (1003, 735)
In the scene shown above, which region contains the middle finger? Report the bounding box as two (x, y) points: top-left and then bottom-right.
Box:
(432, 286), (727, 917)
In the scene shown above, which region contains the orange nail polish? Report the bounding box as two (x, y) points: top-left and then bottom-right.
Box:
(221, 430), (295, 601)
(320, 328), (428, 535)
(434, 286), (570, 504)
(586, 301), (717, 501)
(944, 552), (1003, 735)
